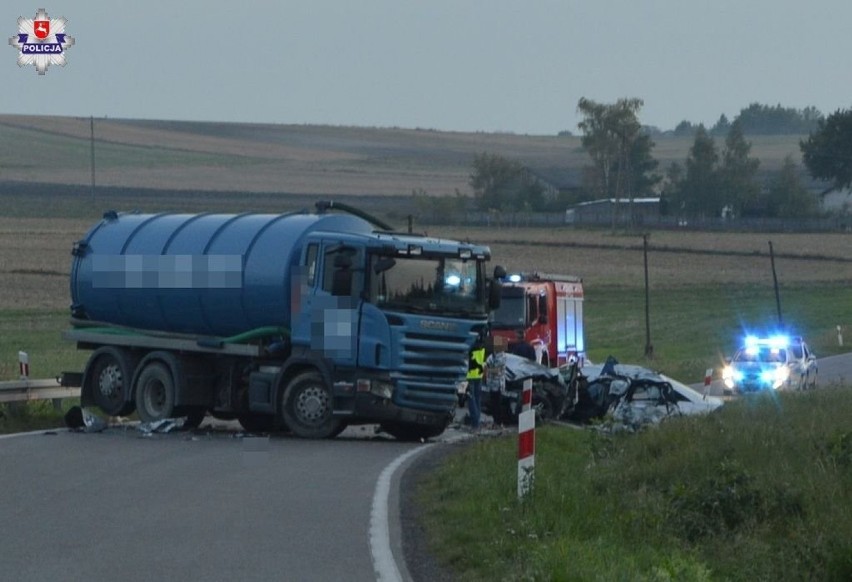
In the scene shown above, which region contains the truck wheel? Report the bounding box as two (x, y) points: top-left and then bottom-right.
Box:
(281, 371), (343, 439)
(379, 421), (447, 441)
(87, 347), (137, 417)
(134, 362), (176, 423)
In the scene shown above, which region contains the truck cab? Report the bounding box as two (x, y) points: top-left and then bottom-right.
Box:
(490, 272), (584, 367)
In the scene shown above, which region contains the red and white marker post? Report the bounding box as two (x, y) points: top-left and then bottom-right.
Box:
(18, 351), (29, 380)
(517, 378), (535, 499)
(702, 367), (713, 399)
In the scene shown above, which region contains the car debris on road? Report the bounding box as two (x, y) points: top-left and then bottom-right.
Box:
(568, 357), (724, 431)
(458, 354), (724, 433)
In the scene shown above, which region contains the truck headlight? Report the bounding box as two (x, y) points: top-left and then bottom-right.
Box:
(370, 380), (394, 400)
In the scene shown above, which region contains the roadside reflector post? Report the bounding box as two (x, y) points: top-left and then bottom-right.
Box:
(8, 351), (31, 415)
(15, 351), (61, 410)
(838, 325), (844, 347)
(18, 351), (29, 380)
(702, 368), (713, 399)
(517, 378), (535, 500)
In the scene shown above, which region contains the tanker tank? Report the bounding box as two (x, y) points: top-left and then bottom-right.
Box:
(70, 210), (373, 337)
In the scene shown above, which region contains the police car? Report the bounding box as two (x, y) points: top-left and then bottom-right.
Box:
(722, 335), (818, 393)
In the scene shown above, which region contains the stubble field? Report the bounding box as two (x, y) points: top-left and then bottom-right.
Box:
(1, 212), (849, 383)
(3, 218), (850, 312)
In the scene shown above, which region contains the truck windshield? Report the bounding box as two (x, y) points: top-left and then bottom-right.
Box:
(369, 255), (485, 315)
(491, 289), (525, 327)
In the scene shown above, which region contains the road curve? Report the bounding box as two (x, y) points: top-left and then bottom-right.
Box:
(0, 426), (426, 582)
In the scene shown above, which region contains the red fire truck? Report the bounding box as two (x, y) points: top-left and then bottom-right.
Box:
(490, 272), (585, 367)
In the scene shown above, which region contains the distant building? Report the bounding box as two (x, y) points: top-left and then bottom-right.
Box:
(564, 197), (661, 225)
(821, 189), (852, 214)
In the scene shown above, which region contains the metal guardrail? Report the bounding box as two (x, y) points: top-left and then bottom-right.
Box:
(0, 378), (80, 404)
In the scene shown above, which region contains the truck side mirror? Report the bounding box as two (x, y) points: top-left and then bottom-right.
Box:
(488, 280), (502, 309)
(373, 257), (396, 274)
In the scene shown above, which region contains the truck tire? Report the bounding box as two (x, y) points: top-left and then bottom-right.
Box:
(86, 347), (137, 417)
(379, 421), (447, 442)
(281, 371), (343, 439)
(134, 362), (176, 423)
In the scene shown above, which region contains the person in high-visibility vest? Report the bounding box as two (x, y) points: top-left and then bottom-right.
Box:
(466, 332), (486, 431)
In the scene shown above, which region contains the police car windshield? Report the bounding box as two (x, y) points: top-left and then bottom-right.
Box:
(734, 347), (787, 364)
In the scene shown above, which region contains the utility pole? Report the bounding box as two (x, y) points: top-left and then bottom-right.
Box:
(769, 241), (783, 327)
(643, 234), (653, 359)
(90, 115), (96, 201)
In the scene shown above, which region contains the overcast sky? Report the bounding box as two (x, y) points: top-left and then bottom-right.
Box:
(4, 1), (852, 135)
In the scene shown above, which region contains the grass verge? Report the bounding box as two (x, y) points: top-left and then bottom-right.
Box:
(418, 389), (852, 581)
(0, 310), (86, 434)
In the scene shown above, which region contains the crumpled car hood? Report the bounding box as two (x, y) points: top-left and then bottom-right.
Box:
(573, 362), (724, 429)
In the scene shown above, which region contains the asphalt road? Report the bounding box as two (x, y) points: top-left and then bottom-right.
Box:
(696, 352), (852, 396)
(0, 425), (432, 582)
(2, 353), (848, 582)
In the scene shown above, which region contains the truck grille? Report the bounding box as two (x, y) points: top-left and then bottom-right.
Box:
(392, 329), (471, 411)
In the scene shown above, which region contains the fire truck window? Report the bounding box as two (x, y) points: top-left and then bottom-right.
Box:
(527, 295), (537, 327)
(538, 295), (548, 324)
(492, 289), (525, 326)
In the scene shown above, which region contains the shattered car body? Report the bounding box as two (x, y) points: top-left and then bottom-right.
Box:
(480, 353), (574, 424)
(568, 360), (724, 427)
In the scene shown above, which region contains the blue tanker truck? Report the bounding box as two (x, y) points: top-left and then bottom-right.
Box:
(62, 201), (500, 440)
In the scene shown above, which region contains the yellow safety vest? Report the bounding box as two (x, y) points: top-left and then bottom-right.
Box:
(467, 347), (485, 379)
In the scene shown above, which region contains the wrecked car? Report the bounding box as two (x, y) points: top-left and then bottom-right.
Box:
(567, 358), (724, 427)
(479, 353), (575, 425)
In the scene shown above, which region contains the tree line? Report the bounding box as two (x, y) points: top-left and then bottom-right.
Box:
(467, 100), (852, 221)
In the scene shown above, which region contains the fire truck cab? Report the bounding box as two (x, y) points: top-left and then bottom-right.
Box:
(490, 272), (585, 367)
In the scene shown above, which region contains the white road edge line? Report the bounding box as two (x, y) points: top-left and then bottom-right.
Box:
(370, 443), (431, 582)
(0, 428), (64, 440)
